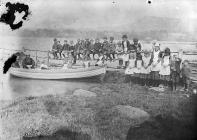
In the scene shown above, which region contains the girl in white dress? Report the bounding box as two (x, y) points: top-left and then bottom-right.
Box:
(159, 47), (171, 87)
(134, 47), (143, 85)
(140, 50), (151, 86)
(150, 42), (162, 87)
(125, 52), (136, 83)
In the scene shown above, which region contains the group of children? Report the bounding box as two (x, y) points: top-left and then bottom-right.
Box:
(125, 42), (191, 92)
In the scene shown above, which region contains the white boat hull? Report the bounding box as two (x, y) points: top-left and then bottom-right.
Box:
(9, 66), (106, 79)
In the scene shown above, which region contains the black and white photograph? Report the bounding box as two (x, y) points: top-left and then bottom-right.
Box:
(0, 0), (197, 139)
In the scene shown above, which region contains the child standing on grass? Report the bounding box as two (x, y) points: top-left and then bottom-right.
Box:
(150, 42), (162, 87)
(116, 41), (124, 68)
(170, 54), (182, 91)
(125, 51), (136, 83)
(134, 48), (143, 85)
(159, 47), (171, 88)
(181, 60), (191, 91)
(140, 50), (152, 86)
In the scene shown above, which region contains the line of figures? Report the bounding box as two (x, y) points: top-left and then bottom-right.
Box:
(51, 35), (191, 92)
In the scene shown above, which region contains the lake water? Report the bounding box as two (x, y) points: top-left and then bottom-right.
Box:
(0, 36), (197, 100)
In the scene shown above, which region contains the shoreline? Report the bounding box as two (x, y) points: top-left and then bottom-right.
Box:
(0, 72), (197, 140)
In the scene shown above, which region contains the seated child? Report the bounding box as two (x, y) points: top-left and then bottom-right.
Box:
(140, 50), (151, 86)
(170, 54), (182, 91)
(95, 55), (105, 66)
(181, 60), (191, 91)
(40, 61), (48, 69)
(116, 41), (124, 68)
(83, 54), (90, 68)
(62, 52), (73, 69)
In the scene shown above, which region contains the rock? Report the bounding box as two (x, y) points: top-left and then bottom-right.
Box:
(73, 89), (97, 97)
(114, 105), (150, 121)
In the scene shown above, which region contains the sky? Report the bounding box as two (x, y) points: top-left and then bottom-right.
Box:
(0, 0), (197, 32)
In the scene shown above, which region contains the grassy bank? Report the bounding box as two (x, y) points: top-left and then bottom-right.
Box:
(0, 72), (197, 140)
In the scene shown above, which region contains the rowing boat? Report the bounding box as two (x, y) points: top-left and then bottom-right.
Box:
(9, 66), (106, 80)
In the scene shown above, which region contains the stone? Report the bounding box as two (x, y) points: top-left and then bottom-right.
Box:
(73, 89), (97, 97)
(114, 105), (150, 121)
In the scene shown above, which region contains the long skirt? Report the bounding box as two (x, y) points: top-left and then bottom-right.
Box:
(160, 74), (171, 81)
(140, 73), (151, 79)
(150, 71), (160, 80)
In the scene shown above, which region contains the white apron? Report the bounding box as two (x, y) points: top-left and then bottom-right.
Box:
(134, 60), (142, 73)
(141, 56), (151, 74)
(125, 59), (136, 75)
(151, 50), (161, 72)
(159, 56), (170, 75)
(123, 54), (129, 62)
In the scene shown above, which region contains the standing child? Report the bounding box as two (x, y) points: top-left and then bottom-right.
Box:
(116, 41), (124, 68)
(170, 54), (182, 91)
(159, 47), (171, 88)
(125, 51), (136, 83)
(134, 48), (143, 85)
(181, 60), (191, 91)
(140, 50), (152, 86)
(150, 42), (162, 87)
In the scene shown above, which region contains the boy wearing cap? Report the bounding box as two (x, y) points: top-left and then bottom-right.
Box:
(130, 38), (142, 52)
(122, 35), (130, 68)
(62, 40), (70, 58)
(170, 54), (182, 91)
(94, 38), (102, 57)
(109, 37), (116, 61)
(51, 38), (58, 59)
(102, 37), (112, 61)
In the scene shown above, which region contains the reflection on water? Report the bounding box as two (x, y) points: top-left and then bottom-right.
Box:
(0, 73), (97, 100)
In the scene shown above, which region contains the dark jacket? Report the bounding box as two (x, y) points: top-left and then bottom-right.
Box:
(62, 44), (69, 51)
(52, 42), (58, 50)
(122, 40), (131, 52)
(22, 57), (35, 68)
(94, 42), (102, 52)
(130, 43), (142, 52)
(102, 41), (110, 53)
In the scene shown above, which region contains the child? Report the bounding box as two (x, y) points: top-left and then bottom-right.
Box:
(125, 51), (136, 83)
(95, 55), (105, 66)
(170, 54), (182, 91)
(62, 52), (73, 69)
(83, 53), (91, 68)
(40, 60), (48, 69)
(116, 41), (124, 68)
(181, 60), (191, 91)
(140, 50), (152, 86)
(134, 48), (143, 85)
(150, 42), (162, 87)
(159, 47), (171, 88)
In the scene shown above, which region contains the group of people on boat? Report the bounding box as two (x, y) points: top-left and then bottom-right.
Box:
(11, 34), (192, 92)
(51, 35), (142, 65)
(51, 35), (191, 91)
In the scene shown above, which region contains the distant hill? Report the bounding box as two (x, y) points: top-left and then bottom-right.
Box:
(3, 16), (197, 41)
